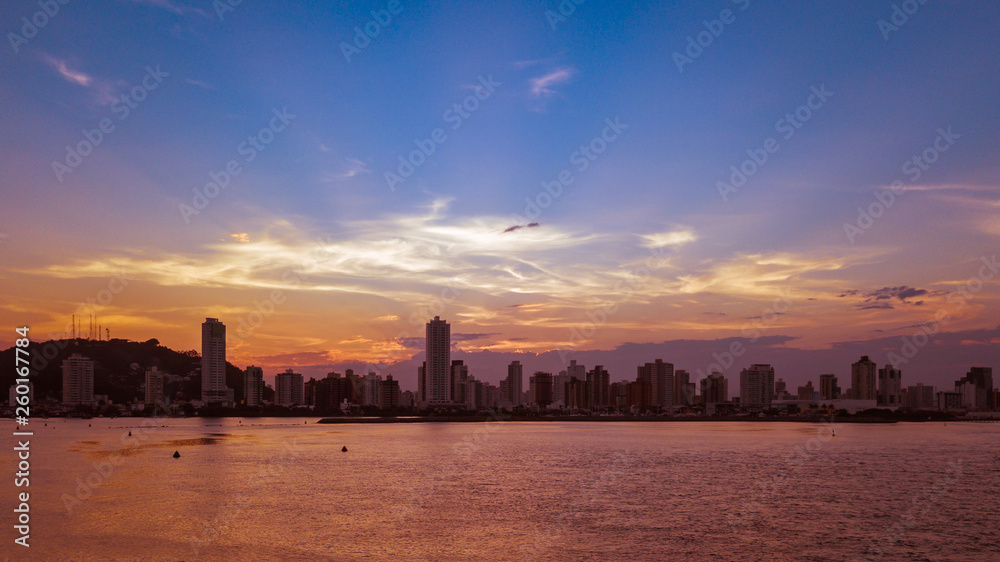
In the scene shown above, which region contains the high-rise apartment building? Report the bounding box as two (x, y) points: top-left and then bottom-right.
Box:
(201, 318), (228, 404)
(504, 361), (523, 406)
(425, 317), (451, 406)
(701, 372), (729, 404)
(638, 359), (673, 408)
(851, 356), (878, 401)
(588, 365), (610, 409)
(819, 374), (840, 400)
(62, 354), (95, 406)
(275, 369), (304, 406)
(877, 365), (902, 407)
(144, 366), (164, 407)
(673, 369), (691, 405)
(740, 364), (775, 411)
(954, 367), (994, 411)
(244, 365), (264, 406)
(530, 372), (553, 408)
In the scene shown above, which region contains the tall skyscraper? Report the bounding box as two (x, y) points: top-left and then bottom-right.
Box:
(62, 354), (95, 406)
(275, 369), (304, 406)
(851, 356), (877, 400)
(504, 361), (523, 406)
(552, 370), (572, 407)
(877, 365), (902, 407)
(244, 365), (264, 406)
(363, 372), (382, 407)
(819, 374), (840, 400)
(450, 360), (468, 405)
(701, 372), (728, 404)
(144, 366), (164, 407)
(425, 316), (452, 406)
(201, 318), (228, 404)
(530, 372), (553, 408)
(638, 359), (673, 408)
(740, 364), (775, 411)
(588, 365), (610, 409)
(567, 360), (585, 380)
(380, 375), (400, 409)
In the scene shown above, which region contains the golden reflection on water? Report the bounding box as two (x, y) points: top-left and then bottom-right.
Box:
(1, 419), (997, 561)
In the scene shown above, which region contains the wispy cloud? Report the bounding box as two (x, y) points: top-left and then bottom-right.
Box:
(529, 67), (576, 97)
(184, 78), (215, 90)
(322, 158), (371, 182)
(639, 228), (696, 248)
(41, 55), (92, 87)
(121, 0), (209, 18)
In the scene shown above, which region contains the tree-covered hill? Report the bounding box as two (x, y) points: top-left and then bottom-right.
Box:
(2, 337), (248, 405)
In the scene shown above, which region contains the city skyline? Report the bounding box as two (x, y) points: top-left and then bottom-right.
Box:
(1, 2), (998, 396)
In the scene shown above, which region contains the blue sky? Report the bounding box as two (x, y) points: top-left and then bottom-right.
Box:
(1, 0), (998, 391)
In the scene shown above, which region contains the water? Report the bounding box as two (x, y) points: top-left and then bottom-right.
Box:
(2, 419), (998, 561)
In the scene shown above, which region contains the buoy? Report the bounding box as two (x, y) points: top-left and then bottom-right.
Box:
(341, 446), (348, 452)
(173, 451), (181, 458)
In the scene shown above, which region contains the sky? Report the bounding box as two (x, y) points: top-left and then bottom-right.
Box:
(1, 0), (998, 393)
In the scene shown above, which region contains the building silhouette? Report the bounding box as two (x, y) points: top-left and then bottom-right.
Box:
(422, 316), (451, 406)
(504, 361), (523, 406)
(701, 372), (728, 404)
(588, 365), (610, 409)
(244, 365), (264, 406)
(275, 369), (304, 406)
(530, 371), (553, 408)
(201, 318), (228, 404)
(62, 354), (94, 406)
(954, 367), (993, 411)
(144, 366), (164, 406)
(850, 356), (878, 400)
(380, 375), (400, 409)
(740, 364), (774, 411)
(819, 374), (840, 400)
(638, 359), (673, 408)
(878, 365), (902, 407)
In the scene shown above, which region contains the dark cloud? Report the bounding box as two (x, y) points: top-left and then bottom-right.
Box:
(858, 303), (894, 310)
(838, 290), (859, 298)
(502, 222), (541, 233)
(865, 286), (929, 302)
(452, 332), (500, 342)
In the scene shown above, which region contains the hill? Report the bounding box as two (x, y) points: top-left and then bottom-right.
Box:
(1, 337), (250, 405)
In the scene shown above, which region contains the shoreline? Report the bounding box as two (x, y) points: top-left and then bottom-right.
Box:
(316, 415), (906, 424)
